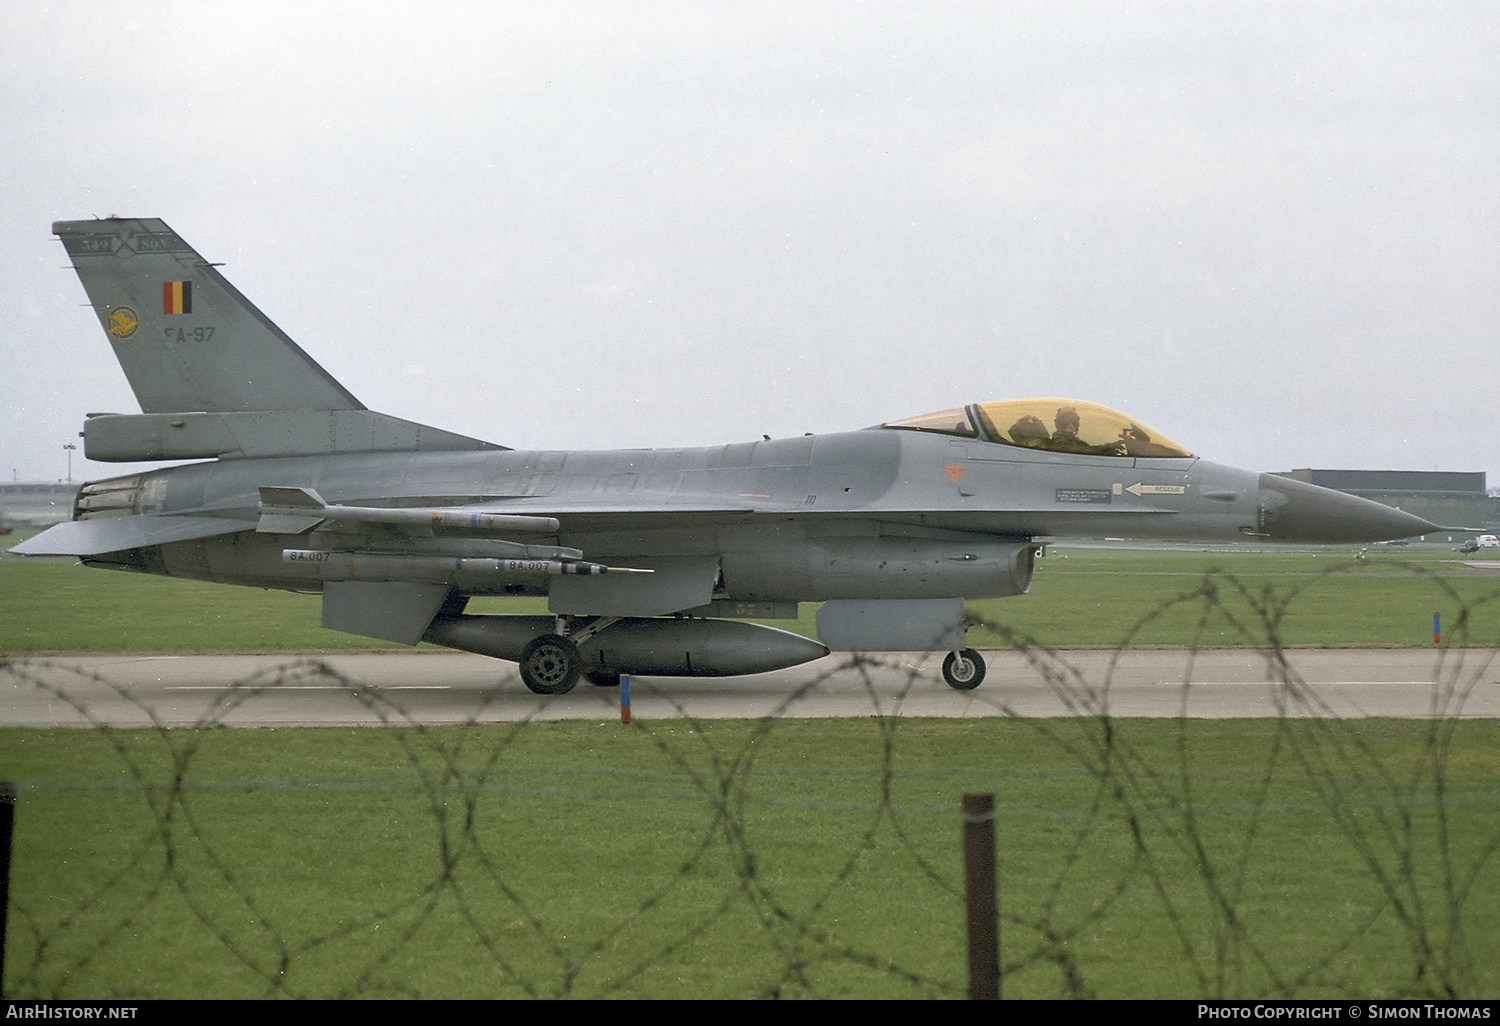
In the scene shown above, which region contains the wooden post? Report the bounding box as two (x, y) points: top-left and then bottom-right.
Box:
(0, 781), (14, 999)
(963, 793), (999, 999)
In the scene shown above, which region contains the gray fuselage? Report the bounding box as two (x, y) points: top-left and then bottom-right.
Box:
(78, 425), (1350, 609)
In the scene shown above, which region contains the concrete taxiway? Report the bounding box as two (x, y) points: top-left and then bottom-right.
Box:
(3, 648), (1497, 727)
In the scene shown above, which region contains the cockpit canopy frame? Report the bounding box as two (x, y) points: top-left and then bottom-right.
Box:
(883, 398), (1192, 459)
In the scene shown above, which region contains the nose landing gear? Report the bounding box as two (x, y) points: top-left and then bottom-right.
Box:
(941, 648), (986, 690)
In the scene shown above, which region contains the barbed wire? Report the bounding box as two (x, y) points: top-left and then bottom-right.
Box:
(1, 565), (1497, 999)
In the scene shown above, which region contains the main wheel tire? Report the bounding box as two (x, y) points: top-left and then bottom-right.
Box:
(519, 634), (581, 695)
(942, 648), (986, 690)
(586, 669), (621, 687)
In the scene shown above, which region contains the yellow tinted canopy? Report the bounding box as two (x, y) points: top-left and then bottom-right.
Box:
(884, 399), (1192, 458)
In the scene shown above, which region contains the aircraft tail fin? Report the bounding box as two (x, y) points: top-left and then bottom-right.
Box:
(55, 218), (366, 414)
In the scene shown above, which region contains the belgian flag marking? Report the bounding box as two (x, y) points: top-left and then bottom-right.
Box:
(162, 280), (192, 315)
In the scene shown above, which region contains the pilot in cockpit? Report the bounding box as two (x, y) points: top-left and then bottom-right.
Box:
(884, 399), (1193, 460)
(1050, 406), (1127, 456)
(1007, 414), (1050, 448)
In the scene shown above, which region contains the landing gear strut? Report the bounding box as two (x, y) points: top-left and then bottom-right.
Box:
(942, 648), (986, 690)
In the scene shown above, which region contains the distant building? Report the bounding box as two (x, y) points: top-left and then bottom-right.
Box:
(0, 483), (80, 528)
(1274, 470), (1495, 536)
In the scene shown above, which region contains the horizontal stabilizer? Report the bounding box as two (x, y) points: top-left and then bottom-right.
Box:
(12, 514), (256, 557)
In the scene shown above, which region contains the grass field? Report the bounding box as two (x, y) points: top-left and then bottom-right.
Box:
(3, 540), (1499, 998)
(2, 717), (1496, 999)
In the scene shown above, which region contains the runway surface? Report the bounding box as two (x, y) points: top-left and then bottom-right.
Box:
(3, 647), (1498, 726)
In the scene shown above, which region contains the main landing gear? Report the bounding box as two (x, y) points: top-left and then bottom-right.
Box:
(942, 648), (986, 690)
(518, 616), (622, 695)
(518, 634), (580, 695)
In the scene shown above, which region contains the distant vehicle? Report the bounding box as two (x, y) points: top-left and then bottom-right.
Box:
(1457, 535), (1500, 553)
(15, 217), (1442, 693)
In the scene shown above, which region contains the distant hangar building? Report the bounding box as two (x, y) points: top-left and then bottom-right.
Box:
(1273, 470), (1495, 537)
(0, 483), (80, 529)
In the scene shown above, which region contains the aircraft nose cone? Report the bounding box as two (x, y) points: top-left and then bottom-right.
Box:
(1255, 475), (1438, 542)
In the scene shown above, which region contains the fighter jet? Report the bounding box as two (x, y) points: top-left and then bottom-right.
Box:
(15, 218), (1438, 693)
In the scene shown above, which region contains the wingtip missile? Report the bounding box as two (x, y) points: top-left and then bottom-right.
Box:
(280, 551), (650, 581)
(257, 486), (561, 535)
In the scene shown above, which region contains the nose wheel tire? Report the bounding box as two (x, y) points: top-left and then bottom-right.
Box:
(942, 649), (986, 690)
(519, 634), (581, 695)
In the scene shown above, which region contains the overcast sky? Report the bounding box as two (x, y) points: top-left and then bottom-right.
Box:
(3, 2), (1496, 487)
